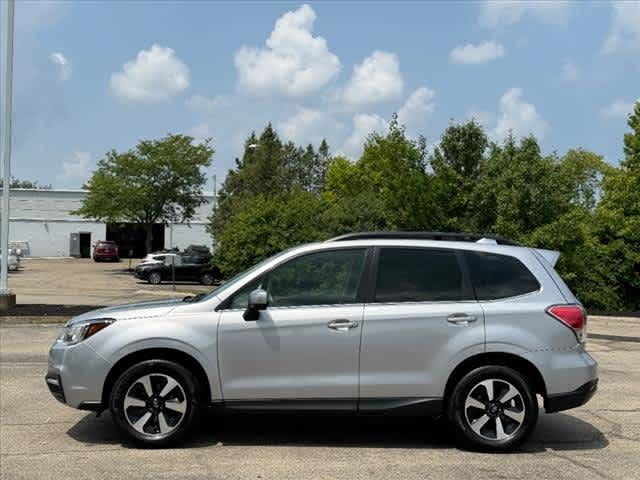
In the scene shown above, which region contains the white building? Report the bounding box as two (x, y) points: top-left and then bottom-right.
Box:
(2, 188), (215, 257)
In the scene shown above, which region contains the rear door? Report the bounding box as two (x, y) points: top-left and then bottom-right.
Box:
(360, 247), (484, 401)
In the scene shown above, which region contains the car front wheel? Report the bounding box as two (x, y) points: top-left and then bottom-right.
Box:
(148, 272), (162, 285)
(109, 360), (201, 447)
(448, 365), (538, 451)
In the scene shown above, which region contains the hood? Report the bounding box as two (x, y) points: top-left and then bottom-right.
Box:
(68, 298), (183, 325)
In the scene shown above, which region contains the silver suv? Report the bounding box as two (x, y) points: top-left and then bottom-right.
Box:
(46, 232), (598, 451)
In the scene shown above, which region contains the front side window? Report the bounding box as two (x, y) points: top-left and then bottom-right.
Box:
(374, 248), (466, 302)
(263, 249), (367, 307)
(464, 251), (540, 300)
(229, 279), (263, 310)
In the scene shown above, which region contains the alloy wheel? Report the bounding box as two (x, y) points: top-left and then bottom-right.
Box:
(123, 373), (187, 436)
(464, 378), (526, 441)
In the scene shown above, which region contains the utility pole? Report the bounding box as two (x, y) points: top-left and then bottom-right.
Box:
(0, 0), (16, 309)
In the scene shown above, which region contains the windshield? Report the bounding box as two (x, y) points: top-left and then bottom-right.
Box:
(198, 248), (295, 303)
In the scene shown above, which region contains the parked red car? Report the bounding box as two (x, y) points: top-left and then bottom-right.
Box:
(93, 240), (119, 262)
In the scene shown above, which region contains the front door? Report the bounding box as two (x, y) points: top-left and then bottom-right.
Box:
(218, 248), (368, 409)
(360, 247), (485, 400)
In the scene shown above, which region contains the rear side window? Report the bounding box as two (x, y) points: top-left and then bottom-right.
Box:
(465, 251), (540, 300)
(374, 248), (467, 302)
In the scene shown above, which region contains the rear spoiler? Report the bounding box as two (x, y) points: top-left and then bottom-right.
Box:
(533, 248), (560, 267)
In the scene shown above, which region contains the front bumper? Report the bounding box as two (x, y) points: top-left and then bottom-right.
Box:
(545, 379), (598, 413)
(45, 371), (65, 403)
(134, 269), (148, 279)
(46, 338), (112, 409)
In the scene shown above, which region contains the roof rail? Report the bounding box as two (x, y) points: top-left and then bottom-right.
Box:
(327, 231), (519, 246)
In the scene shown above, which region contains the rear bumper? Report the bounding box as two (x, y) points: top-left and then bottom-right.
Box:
(545, 378), (598, 413)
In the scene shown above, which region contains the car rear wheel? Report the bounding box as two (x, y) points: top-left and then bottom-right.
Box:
(448, 365), (538, 451)
(148, 272), (162, 285)
(109, 360), (201, 447)
(200, 272), (215, 286)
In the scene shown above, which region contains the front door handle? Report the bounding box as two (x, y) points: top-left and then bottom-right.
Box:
(327, 319), (359, 331)
(447, 313), (478, 325)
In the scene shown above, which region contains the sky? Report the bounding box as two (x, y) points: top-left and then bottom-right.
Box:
(3, 0), (640, 191)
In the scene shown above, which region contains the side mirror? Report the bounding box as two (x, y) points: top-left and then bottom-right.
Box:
(243, 288), (268, 321)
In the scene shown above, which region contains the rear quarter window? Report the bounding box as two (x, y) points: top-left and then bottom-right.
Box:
(464, 251), (540, 300)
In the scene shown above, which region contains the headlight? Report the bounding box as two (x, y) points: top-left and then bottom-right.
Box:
(59, 319), (115, 345)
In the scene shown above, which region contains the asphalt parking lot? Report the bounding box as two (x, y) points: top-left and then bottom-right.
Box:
(1, 318), (639, 480)
(6, 257), (211, 307)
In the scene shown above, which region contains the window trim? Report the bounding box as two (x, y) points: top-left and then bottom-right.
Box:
(368, 246), (475, 304)
(217, 246), (373, 311)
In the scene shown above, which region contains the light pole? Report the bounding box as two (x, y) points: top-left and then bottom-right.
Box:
(0, 0), (16, 309)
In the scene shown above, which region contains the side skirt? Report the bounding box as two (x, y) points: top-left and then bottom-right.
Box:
(212, 397), (443, 416)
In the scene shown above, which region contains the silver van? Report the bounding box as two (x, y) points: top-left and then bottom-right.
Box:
(47, 232), (597, 450)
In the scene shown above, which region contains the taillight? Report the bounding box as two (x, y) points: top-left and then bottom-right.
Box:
(547, 304), (586, 343)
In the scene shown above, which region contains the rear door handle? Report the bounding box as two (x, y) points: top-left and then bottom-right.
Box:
(447, 313), (478, 325)
(327, 319), (359, 331)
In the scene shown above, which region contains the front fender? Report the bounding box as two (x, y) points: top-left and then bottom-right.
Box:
(86, 314), (221, 401)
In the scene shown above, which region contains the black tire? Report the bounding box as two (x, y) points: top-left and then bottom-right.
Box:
(109, 359), (201, 447)
(200, 272), (215, 286)
(148, 272), (162, 285)
(448, 365), (538, 452)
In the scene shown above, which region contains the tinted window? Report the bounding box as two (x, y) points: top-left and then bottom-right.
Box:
(465, 251), (540, 300)
(265, 249), (367, 307)
(375, 248), (466, 302)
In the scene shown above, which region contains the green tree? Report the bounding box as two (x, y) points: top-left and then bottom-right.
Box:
(596, 101), (640, 309)
(75, 134), (213, 252)
(213, 192), (334, 275)
(326, 114), (434, 230)
(473, 135), (565, 239)
(525, 148), (611, 309)
(430, 120), (488, 230)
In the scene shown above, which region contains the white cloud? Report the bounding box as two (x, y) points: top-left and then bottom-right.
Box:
(57, 151), (91, 184)
(602, 2), (640, 54)
(49, 52), (71, 81)
(277, 108), (345, 146)
(110, 44), (190, 103)
(479, 0), (571, 28)
(466, 108), (495, 128)
(185, 94), (229, 113)
(234, 4), (340, 97)
(493, 88), (550, 140)
(188, 123), (214, 144)
(397, 86), (436, 129)
(601, 99), (638, 119)
(450, 41), (504, 65)
(342, 113), (388, 158)
(341, 51), (404, 109)
(560, 59), (579, 82)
